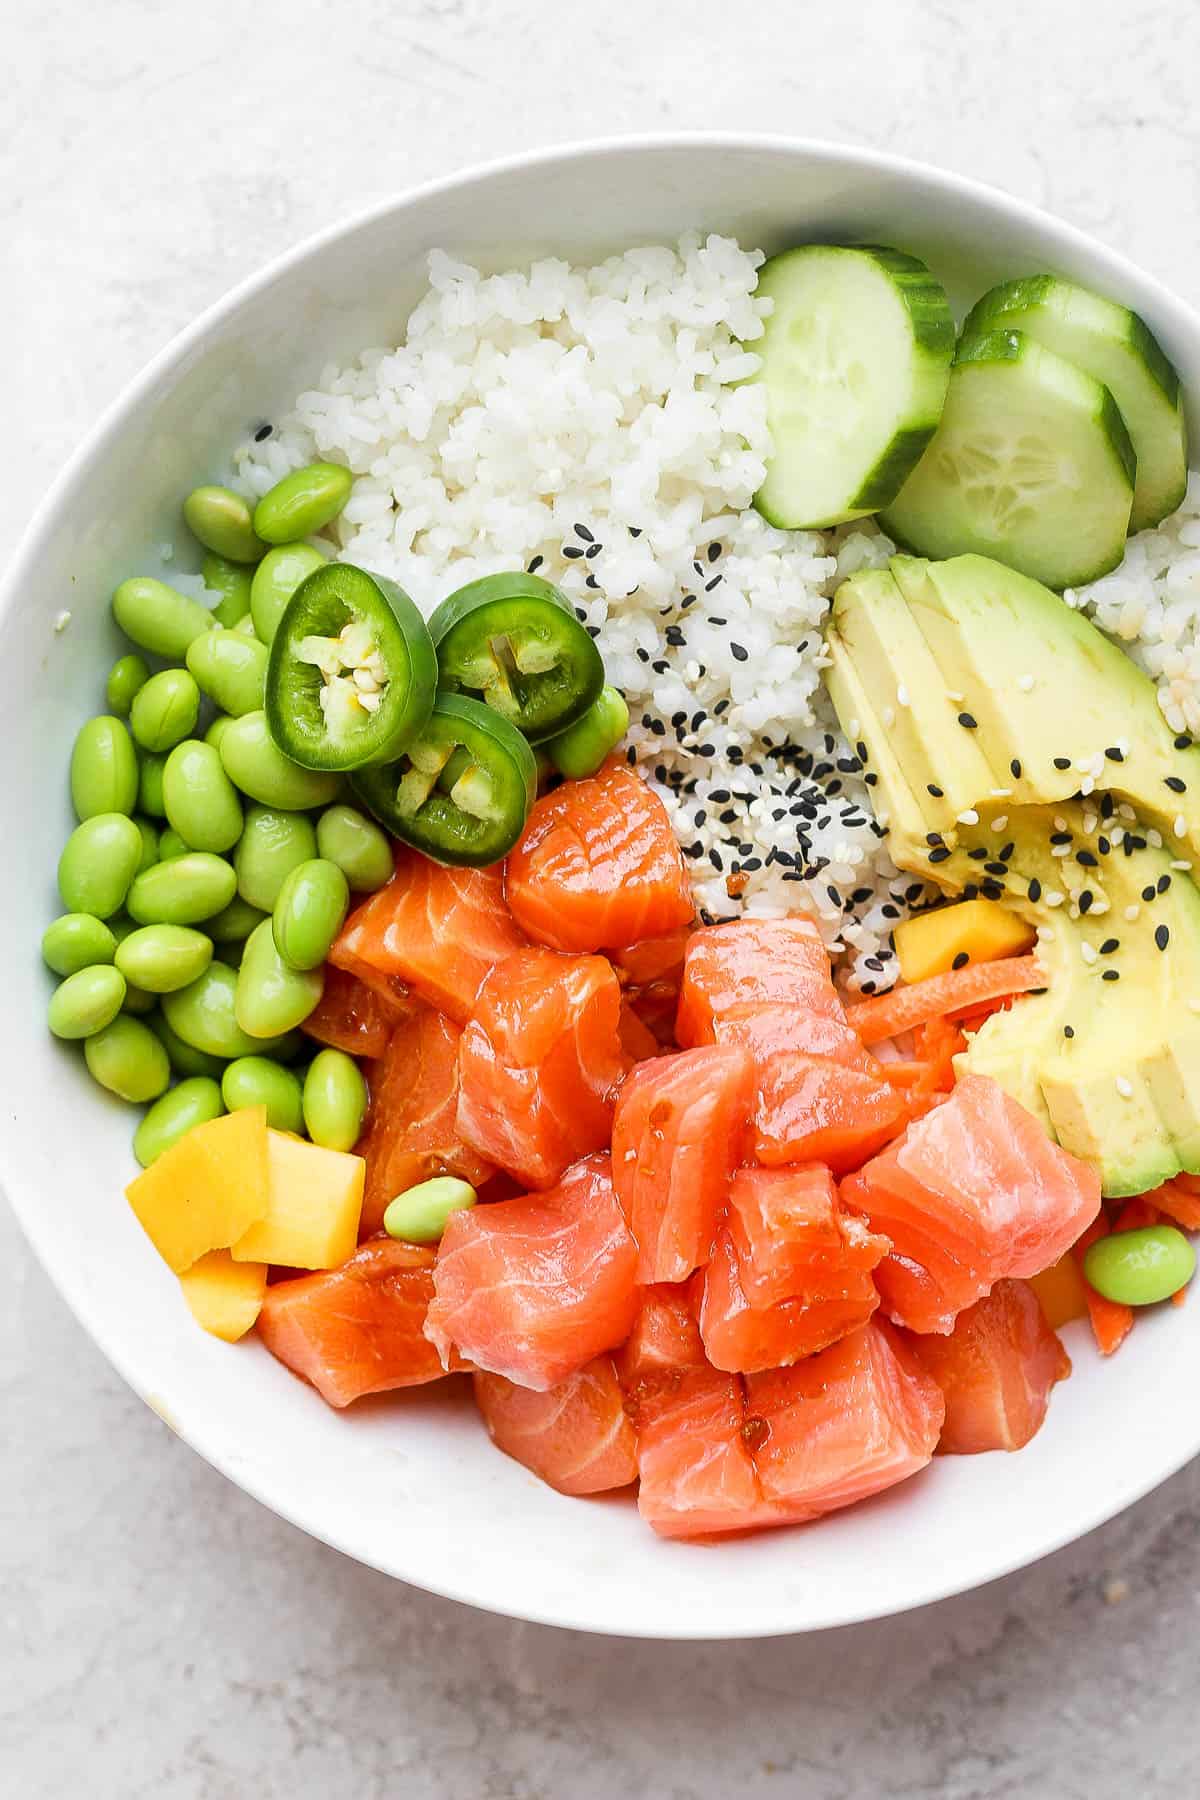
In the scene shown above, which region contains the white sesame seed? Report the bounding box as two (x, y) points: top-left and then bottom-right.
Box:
(1051, 844), (1070, 858)
(1116, 1076), (1134, 1099)
(1083, 813), (1097, 834)
(1081, 942), (1098, 964)
(53, 610), (71, 634)
(956, 809), (980, 826)
(1147, 828), (1163, 847)
(1172, 859), (1192, 871)
(1125, 904), (1141, 921)
(849, 718), (861, 739)
(991, 815), (1008, 832)
(1175, 815), (1187, 837)
(945, 690), (964, 704)
(882, 706), (896, 728)
(1081, 777), (1095, 796)
(1046, 891), (1064, 907)
(1119, 804), (1137, 822)
(1039, 926), (1055, 943)
(897, 685), (910, 707)
(1017, 674), (1035, 692)
(989, 788), (1012, 800)
(1054, 816), (1069, 832)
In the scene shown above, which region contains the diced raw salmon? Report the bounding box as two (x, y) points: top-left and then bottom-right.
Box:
(302, 963), (409, 1061)
(727, 1165), (889, 1309)
(696, 1227), (880, 1373)
(714, 1005), (875, 1068)
(424, 1153), (639, 1390)
(618, 1001), (662, 1064)
(357, 1006), (495, 1237)
(676, 916), (840, 1047)
(506, 761), (694, 953)
(904, 1279), (1071, 1454)
(614, 1284), (705, 1389)
(332, 851), (527, 1025)
(754, 1054), (911, 1173)
(473, 1355), (637, 1495)
(841, 1074), (1102, 1334)
(745, 1320), (944, 1519)
(612, 931), (691, 988)
(632, 1368), (778, 1540)
(457, 948), (628, 1189)
(611, 1044), (753, 1284)
(258, 1239), (458, 1407)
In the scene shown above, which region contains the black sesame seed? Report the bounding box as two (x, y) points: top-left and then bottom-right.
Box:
(707, 542), (721, 563)
(1079, 891), (1094, 914)
(926, 832), (944, 847)
(1000, 843), (1016, 863)
(1076, 850), (1098, 868)
(968, 847), (989, 862)
(928, 846), (951, 864)
(927, 783), (944, 798)
(1142, 884), (1157, 902)
(253, 422), (273, 441)
(629, 526), (642, 538)
(651, 658), (668, 673)
(1064, 1025), (1075, 1038)
(730, 644), (749, 662)
(1053, 756), (1072, 771)
(573, 522), (594, 543)
(586, 625), (601, 638)
(1100, 793), (1115, 818)
(527, 555), (545, 574)
(586, 542), (602, 560)
(1010, 759), (1022, 779)
(1050, 832), (1073, 845)
(664, 626), (686, 648)
(981, 881), (1005, 901)
(857, 741), (870, 762)
(1102, 969), (1120, 982)
(709, 788), (730, 803)
(952, 951), (970, 971)
(958, 712), (978, 730)
(864, 772), (878, 787)
(1099, 937), (1119, 955)
(1028, 878), (1043, 902)
(562, 544), (584, 559)
(1156, 924), (1170, 951)
(1175, 734), (1192, 750)
(861, 980), (877, 996)
(649, 719), (665, 737)
(705, 576), (722, 592)
(1104, 746), (1124, 762)
(984, 862), (1009, 878)
(1158, 874), (1172, 894)
(635, 648), (650, 664)
(1165, 775), (1187, 793)
(626, 746), (637, 765)
(1098, 836), (1111, 855)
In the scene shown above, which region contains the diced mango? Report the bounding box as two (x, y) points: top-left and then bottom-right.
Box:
(126, 1106), (270, 1273)
(231, 1129), (364, 1270)
(1028, 1253), (1089, 1329)
(179, 1249), (268, 1342)
(894, 897), (1036, 984)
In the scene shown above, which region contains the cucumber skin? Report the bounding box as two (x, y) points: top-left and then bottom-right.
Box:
(955, 328), (1138, 491)
(752, 243), (955, 529)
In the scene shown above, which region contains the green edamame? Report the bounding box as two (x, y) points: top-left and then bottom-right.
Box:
(204, 714), (234, 752)
(219, 711), (341, 810)
(316, 803), (394, 892)
(112, 577), (215, 661)
(252, 462), (353, 547)
(70, 715), (140, 819)
(163, 960), (289, 1059)
(48, 964), (127, 1039)
(121, 982), (157, 1015)
(233, 613), (258, 636)
(235, 920), (324, 1038)
(234, 806), (317, 911)
(133, 1077), (224, 1167)
(157, 827), (189, 860)
(249, 542), (327, 644)
(127, 852), (237, 926)
(272, 859), (349, 971)
(132, 816), (160, 873)
(106, 653), (151, 718)
(115, 924), (214, 993)
(130, 669), (201, 754)
(138, 751), (168, 818)
(186, 628), (269, 717)
(147, 1011), (226, 1080)
(1083, 1225), (1196, 1306)
(207, 894), (268, 944)
(201, 552), (255, 628)
(183, 485), (266, 564)
(302, 1049), (367, 1152)
(58, 813), (144, 918)
(84, 1015), (170, 1103)
(383, 1177), (477, 1245)
(41, 913), (117, 977)
(546, 685), (630, 779)
(221, 1055), (303, 1132)
(162, 739), (244, 854)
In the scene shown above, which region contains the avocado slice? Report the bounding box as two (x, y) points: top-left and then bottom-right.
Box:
(826, 553), (1200, 1196)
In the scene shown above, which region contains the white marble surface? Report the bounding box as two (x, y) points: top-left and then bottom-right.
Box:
(6, 1), (1200, 1792)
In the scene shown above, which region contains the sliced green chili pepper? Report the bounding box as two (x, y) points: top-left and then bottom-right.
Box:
(428, 571), (604, 744)
(264, 563), (437, 772)
(352, 693), (536, 868)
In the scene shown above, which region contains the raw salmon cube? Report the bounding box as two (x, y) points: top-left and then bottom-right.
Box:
(457, 947), (628, 1189)
(611, 1044), (754, 1284)
(676, 916), (840, 1047)
(614, 1284), (706, 1389)
(904, 1279), (1071, 1454)
(696, 1228), (879, 1373)
(473, 1355), (637, 1495)
(755, 1054), (910, 1173)
(302, 964), (408, 1061)
(424, 1153), (639, 1390)
(632, 1368), (777, 1540)
(727, 1165), (888, 1309)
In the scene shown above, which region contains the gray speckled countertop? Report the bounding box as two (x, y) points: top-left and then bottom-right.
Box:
(6, 3), (1200, 1793)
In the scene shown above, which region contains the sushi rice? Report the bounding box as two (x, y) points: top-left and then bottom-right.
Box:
(222, 235), (1200, 993)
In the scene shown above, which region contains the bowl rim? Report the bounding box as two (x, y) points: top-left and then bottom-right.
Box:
(8, 129), (1200, 1638)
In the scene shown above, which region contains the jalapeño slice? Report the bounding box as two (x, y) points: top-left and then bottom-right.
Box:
(428, 571), (605, 744)
(351, 693), (537, 868)
(265, 563), (437, 772)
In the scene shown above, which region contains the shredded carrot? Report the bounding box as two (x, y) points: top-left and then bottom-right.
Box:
(1148, 1179), (1200, 1231)
(1072, 1215), (1134, 1357)
(1112, 1196), (1161, 1233)
(845, 956), (1046, 1046)
(1170, 1171), (1200, 1202)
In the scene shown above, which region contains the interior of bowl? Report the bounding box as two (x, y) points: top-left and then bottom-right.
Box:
(6, 136), (1200, 1639)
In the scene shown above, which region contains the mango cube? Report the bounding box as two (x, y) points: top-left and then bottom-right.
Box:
(126, 1106), (269, 1273)
(179, 1250), (268, 1342)
(894, 897), (1036, 984)
(231, 1130), (364, 1270)
(1028, 1253), (1089, 1329)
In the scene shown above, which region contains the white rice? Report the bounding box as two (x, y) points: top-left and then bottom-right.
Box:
(225, 234), (1198, 994)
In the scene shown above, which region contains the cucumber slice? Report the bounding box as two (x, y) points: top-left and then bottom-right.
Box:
(964, 275), (1187, 532)
(880, 331), (1136, 590)
(750, 244), (954, 530)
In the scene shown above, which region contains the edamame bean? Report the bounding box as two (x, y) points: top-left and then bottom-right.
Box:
(302, 1049), (367, 1151)
(316, 803), (394, 892)
(201, 551), (255, 627)
(186, 628), (269, 717)
(157, 827), (189, 860)
(148, 1011), (226, 1080)
(233, 613), (258, 637)
(106, 653), (151, 718)
(183, 485), (266, 564)
(162, 739), (244, 854)
(205, 714), (234, 752)
(383, 1177), (477, 1245)
(48, 964), (127, 1039)
(220, 710), (341, 810)
(130, 668), (201, 754)
(41, 913), (117, 976)
(207, 894), (268, 944)
(132, 816), (160, 873)
(84, 1015), (170, 1103)
(138, 751), (168, 817)
(112, 576), (215, 660)
(69, 715), (140, 821)
(234, 920), (323, 1038)
(272, 858), (349, 971)
(121, 983), (157, 1015)
(133, 1077), (224, 1167)
(127, 852), (237, 926)
(546, 685), (630, 780)
(1083, 1225), (1196, 1306)
(115, 923), (214, 993)
(234, 805), (317, 911)
(221, 1055), (303, 1132)
(252, 462), (353, 547)
(58, 813), (144, 918)
(163, 960), (289, 1059)
(249, 543), (327, 644)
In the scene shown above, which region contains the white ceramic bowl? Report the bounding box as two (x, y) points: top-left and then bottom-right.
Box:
(7, 135), (1199, 1639)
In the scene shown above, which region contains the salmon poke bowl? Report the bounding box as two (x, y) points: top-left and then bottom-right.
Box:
(8, 137), (1200, 1637)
